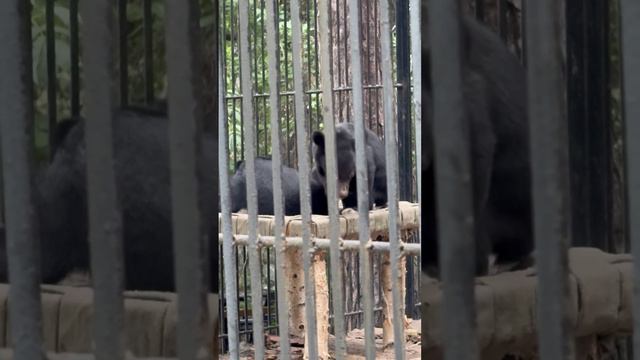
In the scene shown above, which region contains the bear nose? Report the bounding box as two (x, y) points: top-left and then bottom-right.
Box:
(338, 183), (349, 199)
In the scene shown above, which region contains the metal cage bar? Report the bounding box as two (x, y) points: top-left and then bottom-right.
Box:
(0, 1), (45, 359)
(290, 0), (319, 356)
(143, 0), (155, 104)
(237, 0), (265, 356)
(620, 0), (640, 357)
(79, 0), (126, 358)
(219, 51), (240, 359)
(526, 0), (573, 359)
(317, 0), (347, 356)
(409, 0), (421, 265)
(346, 0), (376, 356)
(70, 0), (80, 116)
(264, 0), (292, 356)
(118, 0), (129, 107)
(427, 0), (479, 359)
(165, 0), (213, 359)
(46, 0), (58, 156)
(379, 0), (406, 356)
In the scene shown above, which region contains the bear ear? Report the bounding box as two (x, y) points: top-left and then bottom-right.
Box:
(312, 131), (325, 149)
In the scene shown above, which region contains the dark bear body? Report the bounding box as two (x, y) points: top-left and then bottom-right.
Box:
(0, 109), (218, 292)
(229, 157), (301, 216)
(422, 14), (534, 277)
(311, 122), (387, 212)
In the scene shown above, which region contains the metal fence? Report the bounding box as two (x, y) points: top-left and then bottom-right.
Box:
(218, 0), (420, 357)
(218, 0), (421, 354)
(0, 0), (218, 359)
(425, 0), (636, 359)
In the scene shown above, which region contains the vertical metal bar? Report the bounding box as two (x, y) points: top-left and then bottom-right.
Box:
(427, 0), (478, 359)
(526, 1), (574, 359)
(0, 144), (3, 229)
(238, 0), (265, 356)
(263, 0), (292, 356)
(143, 0), (154, 104)
(585, 0), (612, 251)
(409, 0), (421, 322)
(396, 0), (412, 202)
(46, 0), (58, 156)
(475, 0), (485, 21)
(498, 0), (509, 40)
(118, 0), (129, 106)
(252, 0), (259, 155)
(70, 0), (80, 116)
(290, 0), (318, 356)
(165, 0), (213, 359)
(282, 0), (292, 166)
(521, 0), (527, 67)
(565, 0), (588, 247)
(260, 0), (268, 157)
(219, 12), (239, 356)
(0, 1), (44, 359)
(620, 0), (640, 357)
(379, 0), (406, 357)
(317, 0), (346, 357)
(347, 0), (375, 357)
(409, 0), (421, 250)
(79, 0), (126, 358)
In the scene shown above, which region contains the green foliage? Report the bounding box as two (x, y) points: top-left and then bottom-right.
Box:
(31, 0), (74, 162)
(30, 0), (216, 163)
(221, 0), (323, 171)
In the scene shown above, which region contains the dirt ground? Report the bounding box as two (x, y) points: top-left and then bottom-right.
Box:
(220, 319), (422, 359)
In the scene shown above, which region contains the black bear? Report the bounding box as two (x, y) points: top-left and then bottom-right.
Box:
(421, 13), (534, 277)
(228, 156), (333, 216)
(311, 122), (387, 213)
(229, 157), (301, 216)
(0, 108), (219, 292)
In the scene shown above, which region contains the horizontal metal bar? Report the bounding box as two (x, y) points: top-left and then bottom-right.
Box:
(219, 234), (420, 255)
(221, 84), (408, 99)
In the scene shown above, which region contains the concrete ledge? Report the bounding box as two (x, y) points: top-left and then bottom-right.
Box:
(0, 286), (218, 357)
(422, 247), (632, 359)
(0, 349), (173, 360)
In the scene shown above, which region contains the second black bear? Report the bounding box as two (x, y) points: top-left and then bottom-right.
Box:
(229, 157), (302, 216)
(311, 122), (387, 213)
